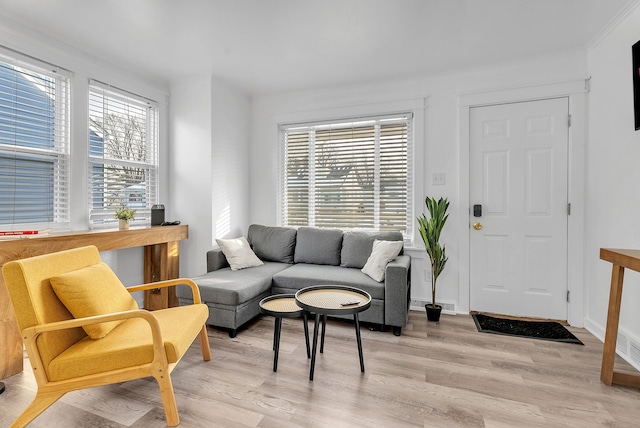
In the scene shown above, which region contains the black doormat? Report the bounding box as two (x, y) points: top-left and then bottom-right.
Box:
(472, 313), (584, 345)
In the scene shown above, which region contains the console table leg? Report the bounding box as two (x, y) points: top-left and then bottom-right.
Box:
(601, 264), (624, 385)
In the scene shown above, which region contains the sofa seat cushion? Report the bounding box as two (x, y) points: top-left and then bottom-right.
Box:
(183, 262), (291, 306)
(47, 303), (208, 382)
(272, 263), (385, 300)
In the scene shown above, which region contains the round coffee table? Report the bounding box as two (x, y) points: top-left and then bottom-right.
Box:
(259, 294), (310, 372)
(295, 285), (372, 380)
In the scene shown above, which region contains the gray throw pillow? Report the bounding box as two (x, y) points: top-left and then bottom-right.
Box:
(247, 224), (297, 263)
(341, 230), (404, 268)
(294, 226), (343, 266)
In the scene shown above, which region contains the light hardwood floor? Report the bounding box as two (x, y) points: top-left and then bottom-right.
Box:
(1, 311), (639, 427)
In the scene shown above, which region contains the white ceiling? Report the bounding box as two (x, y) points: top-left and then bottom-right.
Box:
(0, 0), (636, 95)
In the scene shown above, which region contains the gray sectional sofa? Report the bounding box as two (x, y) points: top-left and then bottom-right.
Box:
(177, 224), (411, 337)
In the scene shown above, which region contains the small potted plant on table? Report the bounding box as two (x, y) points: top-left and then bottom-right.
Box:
(114, 205), (136, 230)
(417, 196), (449, 322)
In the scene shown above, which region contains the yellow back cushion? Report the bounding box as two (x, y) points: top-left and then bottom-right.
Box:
(50, 262), (138, 339)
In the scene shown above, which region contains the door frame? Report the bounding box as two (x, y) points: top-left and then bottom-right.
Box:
(457, 79), (587, 327)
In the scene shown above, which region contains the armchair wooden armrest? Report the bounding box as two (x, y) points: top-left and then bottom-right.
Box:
(22, 309), (170, 388)
(24, 309), (163, 341)
(127, 278), (203, 304)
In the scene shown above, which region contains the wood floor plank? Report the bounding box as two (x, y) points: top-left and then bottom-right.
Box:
(1, 311), (640, 427)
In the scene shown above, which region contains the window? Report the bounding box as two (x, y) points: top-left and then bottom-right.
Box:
(88, 81), (158, 228)
(280, 114), (412, 235)
(0, 52), (70, 228)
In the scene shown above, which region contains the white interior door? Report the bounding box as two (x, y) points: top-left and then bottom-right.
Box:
(469, 98), (569, 320)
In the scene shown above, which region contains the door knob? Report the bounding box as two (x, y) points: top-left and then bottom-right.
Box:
(473, 222), (482, 230)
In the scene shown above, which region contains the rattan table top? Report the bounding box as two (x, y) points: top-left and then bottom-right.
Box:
(260, 297), (300, 313)
(295, 285), (371, 315)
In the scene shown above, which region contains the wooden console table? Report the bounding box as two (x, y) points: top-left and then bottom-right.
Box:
(599, 248), (640, 388)
(0, 225), (188, 380)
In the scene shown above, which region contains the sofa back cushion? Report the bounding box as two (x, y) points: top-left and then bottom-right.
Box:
(248, 224), (297, 263)
(341, 230), (404, 269)
(294, 226), (343, 266)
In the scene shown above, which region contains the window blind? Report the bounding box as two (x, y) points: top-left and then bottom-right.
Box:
(0, 53), (70, 228)
(88, 81), (158, 228)
(281, 114), (412, 235)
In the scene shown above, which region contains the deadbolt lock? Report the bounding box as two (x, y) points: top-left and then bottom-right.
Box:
(473, 222), (482, 230)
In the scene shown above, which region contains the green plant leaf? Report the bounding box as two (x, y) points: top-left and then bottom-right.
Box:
(418, 196), (449, 306)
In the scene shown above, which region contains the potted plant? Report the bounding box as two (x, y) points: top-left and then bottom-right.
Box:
(417, 196), (449, 322)
(114, 205), (136, 230)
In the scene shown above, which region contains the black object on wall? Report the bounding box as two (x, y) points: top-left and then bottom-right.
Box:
(633, 40), (640, 131)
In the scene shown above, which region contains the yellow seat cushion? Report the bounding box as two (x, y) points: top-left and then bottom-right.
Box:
(50, 262), (139, 339)
(47, 303), (209, 382)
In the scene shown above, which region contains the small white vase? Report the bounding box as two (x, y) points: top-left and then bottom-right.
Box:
(118, 219), (130, 230)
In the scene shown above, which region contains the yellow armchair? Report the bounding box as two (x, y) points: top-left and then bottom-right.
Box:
(2, 245), (211, 427)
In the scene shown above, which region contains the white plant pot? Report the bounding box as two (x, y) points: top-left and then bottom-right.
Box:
(118, 219), (130, 230)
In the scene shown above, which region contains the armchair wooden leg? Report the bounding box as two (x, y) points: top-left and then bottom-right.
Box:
(198, 324), (211, 361)
(155, 373), (179, 427)
(10, 390), (65, 428)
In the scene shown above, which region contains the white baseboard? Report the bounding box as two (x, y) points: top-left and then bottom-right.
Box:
(584, 316), (640, 373)
(410, 298), (456, 315)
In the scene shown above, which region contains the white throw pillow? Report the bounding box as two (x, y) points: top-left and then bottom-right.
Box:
(361, 239), (403, 282)
(216, 237), (264, 270)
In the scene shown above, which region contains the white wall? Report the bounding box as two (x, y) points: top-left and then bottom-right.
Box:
(0, 16), (170, 294)
(250, 52), (588, 313)
(169, 76), (213, 276)
(584, 4), (640, 367)
(169, 76), (251, 277)
(211, 77), (251, 241)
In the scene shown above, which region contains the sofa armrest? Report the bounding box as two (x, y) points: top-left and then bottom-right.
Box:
(384, 254), (411, 329)
(206, 249), (229, 272)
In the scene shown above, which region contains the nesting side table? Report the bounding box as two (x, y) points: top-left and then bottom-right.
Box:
(295, 285), (372, 381)
(259, 294), (310, 372)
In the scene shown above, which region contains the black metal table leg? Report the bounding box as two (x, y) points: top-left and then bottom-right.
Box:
(303, 312), (310, 359)
(354, 314), (365, 372)
(310, 313), (321, 381)
(272, 317), (278, 351)
(320, 314), (327, 353)
(273, 317), (283, 372)
(0, 382), (4, 394)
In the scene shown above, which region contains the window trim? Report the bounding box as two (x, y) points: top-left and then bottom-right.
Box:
(273, 99), (425, 246)
(279, 112), (415, 237)
(87, 79), (159, 229)
(0, 47), (71, 229)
